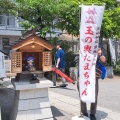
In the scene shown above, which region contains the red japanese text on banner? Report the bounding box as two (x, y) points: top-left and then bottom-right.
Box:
(79, 5), (105, 103)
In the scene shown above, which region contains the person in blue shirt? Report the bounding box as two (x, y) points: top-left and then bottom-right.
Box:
(55, 43), (67, 87)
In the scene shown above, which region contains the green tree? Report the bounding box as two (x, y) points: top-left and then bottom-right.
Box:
(0, 0), (16, 15)
(2, 0), (120, 39)
(15, 0), (58, 38)
(100, 0), (120, 38)
(14, 0), (120, 39)
(54, 0), (79, 36)
(55, 0), (120, 38)
(14, 0), (79, 37)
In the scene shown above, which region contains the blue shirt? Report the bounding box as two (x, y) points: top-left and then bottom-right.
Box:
(96, 56), (101, 67)
(56, 49), (65, 68)
(96, 53), (104, 67)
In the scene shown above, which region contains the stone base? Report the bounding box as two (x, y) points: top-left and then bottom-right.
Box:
(72, 116), (90, 120)
(16, 71), (44, 81)
(10, 78), (53, 120)
(30, 79), (39, 84)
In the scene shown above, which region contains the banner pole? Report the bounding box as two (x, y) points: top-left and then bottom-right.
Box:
(78, 4), (82, 118)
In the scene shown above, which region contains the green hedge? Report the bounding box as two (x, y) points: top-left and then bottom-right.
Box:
(113, 61), (120, 75)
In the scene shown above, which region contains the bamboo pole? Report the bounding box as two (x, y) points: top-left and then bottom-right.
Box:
(78, 4), (82, 118)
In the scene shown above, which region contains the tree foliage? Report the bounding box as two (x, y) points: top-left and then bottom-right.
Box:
(0, 0), (16, 15)
(14, 0), (79, 37)
(2, 0), (120, 39)
(15, 0), (58, 37)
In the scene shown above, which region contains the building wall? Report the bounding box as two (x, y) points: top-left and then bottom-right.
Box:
(0, 14), (23, 54)
(0, 36), (20, 55)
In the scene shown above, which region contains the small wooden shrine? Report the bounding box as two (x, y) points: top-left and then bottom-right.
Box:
(10, 30), (54, 82)
(10, 31), (54, 74)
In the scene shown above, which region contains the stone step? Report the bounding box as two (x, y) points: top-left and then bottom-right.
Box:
(11, 78), (53, 90)
(16, 88), (48, 99)
(16, 108), (53, 120)
(18, 97), (50, 111)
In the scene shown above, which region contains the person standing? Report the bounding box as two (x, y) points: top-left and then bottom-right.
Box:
(55, 43), (67, 87)
(81, 48), (106, 120)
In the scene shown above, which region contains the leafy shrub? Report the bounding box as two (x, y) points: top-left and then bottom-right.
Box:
(113, 61), (120, 75)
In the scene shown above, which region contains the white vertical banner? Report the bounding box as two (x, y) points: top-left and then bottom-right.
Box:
(0, 52), (6, 78)
(109, 38), (116, 65)
(79, 5), (105, 103)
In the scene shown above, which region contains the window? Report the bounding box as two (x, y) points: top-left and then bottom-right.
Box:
(0, 15), (16, 27)
(7, 16), (15, 27)
(2, 38), (9, 46)
(0, 15), (5, 26)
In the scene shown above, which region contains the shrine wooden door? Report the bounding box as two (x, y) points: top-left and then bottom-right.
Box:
(42, 52), (52, 72)
(11, 52), (22, 73)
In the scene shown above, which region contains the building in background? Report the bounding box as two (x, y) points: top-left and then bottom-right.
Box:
(0, 14), (24, 55)
(0, 14), (79, 56)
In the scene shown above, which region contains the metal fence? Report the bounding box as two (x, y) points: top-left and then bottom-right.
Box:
(101, 40), (120, 62)
(115, 40), (120, 61)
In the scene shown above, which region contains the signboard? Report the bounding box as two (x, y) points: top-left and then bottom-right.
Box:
(0, 52), (6, 78)
(79, 5), (105, 103)
(5, 60), (11, 73)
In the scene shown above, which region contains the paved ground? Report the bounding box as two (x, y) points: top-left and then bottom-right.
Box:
(49, 91), (120, 120)
(0, 76), (120, 120)
(50, 76), (120, 112)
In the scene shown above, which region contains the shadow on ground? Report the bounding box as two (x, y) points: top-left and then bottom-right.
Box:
(96, 110), (108, 120)
(50, 86), (76, 91)
(51, 106), (64, 120)
(88, 110), (108, 120)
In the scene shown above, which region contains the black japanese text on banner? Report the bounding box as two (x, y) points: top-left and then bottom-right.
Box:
(79, 5), (105, 103)
(0, 52), (6, 78)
